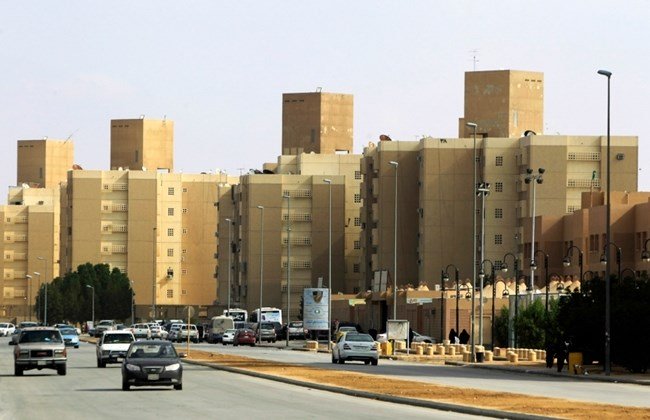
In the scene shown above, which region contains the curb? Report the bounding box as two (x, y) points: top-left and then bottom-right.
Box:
(445, 361), (650, 386)
(184, 358), (553, 420)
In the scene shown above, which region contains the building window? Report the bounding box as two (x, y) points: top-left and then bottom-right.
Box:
(182, 269), (187, 275)
(354, 194), (361, 203)
(168, 208), (174, 216)
(495, 208), (503, 219)
(182, 228), (188, 234)
(182, 188), (188, 193)
(167, 289), (173, 298)
(167, 228), (174, 237)
(495, 156), (504, 166)
(182, 208), (188, 214)
(495, 182), (503, 192)
(167, 248), (174, 257)
(135, 150), (139, 163)
(168, 187), (175, 195)
(354, 240), (361, 250)
(495, 234), (503, 245)
(354, 217), (361, 227)
(354, 171), (362, 180)
(495, 260), (503, 270)
(353, 263), (360, 273)
(182, 249), (187, 254)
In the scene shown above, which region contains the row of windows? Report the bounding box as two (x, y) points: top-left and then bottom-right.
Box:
(166, 228), (189, 236)
(167, 187), (189, 195)
(167, 208), (189, 216)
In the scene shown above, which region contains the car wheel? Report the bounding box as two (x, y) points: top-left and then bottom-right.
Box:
(74, 345), (79, 348)
(364, 360), (370, 365)
(98, 359), (106, 368)
(173, 384), (183, 390)
(57, 365), (67, 376)
(371, 359), (378, 366)
(122, 378), (130, 391)
(250, 343), (255, 347)
(14, 364), (23, 376)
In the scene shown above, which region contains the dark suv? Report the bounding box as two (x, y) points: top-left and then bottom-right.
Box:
(14, 327), (67, 376)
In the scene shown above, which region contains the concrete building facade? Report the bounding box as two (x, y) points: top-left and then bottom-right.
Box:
(17, 139), (74, 188)
(110, 118), (174, 172)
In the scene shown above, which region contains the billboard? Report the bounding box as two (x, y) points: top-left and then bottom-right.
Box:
(303, 288), (329, 331)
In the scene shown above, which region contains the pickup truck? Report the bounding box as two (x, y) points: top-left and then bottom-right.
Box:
(13, 327), (67, 376)
(94, 320), (116, 337)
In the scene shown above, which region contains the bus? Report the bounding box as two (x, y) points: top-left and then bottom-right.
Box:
(249, 307), (282, 324)
(223, 308), (248, 323)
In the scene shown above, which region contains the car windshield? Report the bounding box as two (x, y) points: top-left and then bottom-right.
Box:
(260, 324), (274, 330)
(345, 334), (373, 342)
(339, 326), (357, 332)
(19, 330), (63, 343)
(98, 321), (113, 326)
(128, 343), (177, 358)
(60, 328), (77, 335)
(289, 322), (302, 328)
(225, 329), (236, 334)
(103, 334), (134, 344)
(0, 323), (9, 328)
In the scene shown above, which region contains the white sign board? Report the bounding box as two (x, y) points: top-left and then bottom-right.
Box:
(303, 288), (329, 331)
(387, 320), (409, 341)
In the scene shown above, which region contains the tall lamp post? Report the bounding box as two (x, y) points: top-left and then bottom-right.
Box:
(531, 250), (549, 313)
(600, 242), (622, 285)
(281, 193), (291, 348)
(388, 161), (399, 321)
(563, 245), (584, 285)
(479, 259), (496, 350)
(25, 275), (32, 321)
(524, 168), (545, 293)
(225, 218), (234, 317)
(86, 285), (95, 329)
(34, 271), (47, 325)
(501, 252), (519, 348)
(597, 68), (612, 376)
(257, 205), (265, 345)
(152, 227), (157, 321)
(476, 182), (490, 347)
(466, 121), (478, 363)
(130, 280), (135, 325)
(438, 270), (447, 343)
(37, 256), (45, 320)
(323, 179), (333, 351)
(443, 264), (460, 336)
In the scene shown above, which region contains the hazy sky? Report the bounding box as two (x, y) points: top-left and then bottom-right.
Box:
(1, 1), (648, 200)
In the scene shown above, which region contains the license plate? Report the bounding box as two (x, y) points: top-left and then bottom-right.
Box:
(147, 374), (159, 381)
(37, 360), (46, 366)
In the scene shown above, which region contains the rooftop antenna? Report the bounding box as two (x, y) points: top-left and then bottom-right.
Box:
(64, 129), (79, 143)
(470, 49), (479, 71)
(316, 87), (322, 93)
(237, 168), (245, 176)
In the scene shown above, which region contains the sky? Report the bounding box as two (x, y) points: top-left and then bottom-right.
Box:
(1, 1), (649, 200)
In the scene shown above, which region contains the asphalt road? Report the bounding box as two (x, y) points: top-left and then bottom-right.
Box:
(0, 337), (481, 420)
(190, 340), (650, 408)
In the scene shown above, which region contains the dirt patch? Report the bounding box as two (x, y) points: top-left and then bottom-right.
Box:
(186, 350), (650, 419)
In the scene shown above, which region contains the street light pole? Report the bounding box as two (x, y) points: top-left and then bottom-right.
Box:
(525, 168), (545, 293)
(479, 259), (495, 350)
(597, 68), (612, 376)
(563, 245), (584, 285)
(439, 270), (447, 343)
(532, 250), (549, 313)
(225, 218), (233, 317)
(467, 121), (478, 363)
(152, 227), (157, 321)
(282, 193), (291, 348)
(388, 161), (399, 320)
(130, 281), (135, 325)
(86, 285), (95, 329)
(25, 275), (32, 322)
(501, 253), (518, 348)
(477, 182), (490, 347)
(444, 265), (460, 339)
(600, 242), (622, 286)
(37, 256), (45, 321)
(257, 205), (265, 345)
(323, 179), (333, 351)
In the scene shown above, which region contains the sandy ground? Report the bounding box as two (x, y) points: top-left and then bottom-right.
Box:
(186, 350), (650, 420)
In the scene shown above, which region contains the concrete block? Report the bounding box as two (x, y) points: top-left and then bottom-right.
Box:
(305, 341), (319, 351)
(485, 351), (493, 362)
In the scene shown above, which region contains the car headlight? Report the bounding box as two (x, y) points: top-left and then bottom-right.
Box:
(54, 349), (67, 356)
(125, 364), (141, 372)
(165, 363), (181, 372)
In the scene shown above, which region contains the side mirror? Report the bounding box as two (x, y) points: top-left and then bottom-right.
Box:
(178, 353), (187, 358)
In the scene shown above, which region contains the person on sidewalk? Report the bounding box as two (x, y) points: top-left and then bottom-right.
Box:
(545, 341), (556, 368)
(459, 329), (470, 345)
(556, 339), (569, 372)
(448, 328), (458, 344)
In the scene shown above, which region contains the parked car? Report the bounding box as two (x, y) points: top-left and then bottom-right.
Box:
(221, 329), (236, 345)
(54, 323), (81, 335)
(167, 324), (183, 341)
(0, 322), (16, 337)
(254, 322), (277, 343)
(9, 328), (22, 345)
(121, 340), (184, 391)
(59, 327), (80, 348)
(95, 320), (116, 337)
(96, 330), (135, 368)
(130, 323), (152, 340)
(287, 321), (306, 340)
(412, 331), (435, 344)
(13, 327), (67, 376)
(233, 328), (256, 346)
(148, 323), (167, 339)
(176, 324), (199, 343)
(18, 321), (38, 329)
(332, 332), (378, 366)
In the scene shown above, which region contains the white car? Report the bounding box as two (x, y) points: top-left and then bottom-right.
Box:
(177, 324), (199, 343)
(96, 330), (135, 368)
(0, 323), (16, 337)
(332, 332), (378, 366)
(129, 323), (152, 340)
(167, 324), (183, 341)
(148, 323), (168, 339)
(222, 329), (236, 345)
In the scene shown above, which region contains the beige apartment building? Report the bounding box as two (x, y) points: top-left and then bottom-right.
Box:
(218, 152), (363, 320)
(0, 186), (60, 321)
(110, 118), (174, 172)
(17, 139), (74, 188)
(282, 92), (353, 155)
